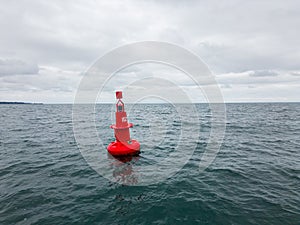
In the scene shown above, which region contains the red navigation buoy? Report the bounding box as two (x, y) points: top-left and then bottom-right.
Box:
(107, 91), (140, 156)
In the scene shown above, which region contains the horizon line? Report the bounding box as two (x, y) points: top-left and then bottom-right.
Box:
(1, 101), (300, 105)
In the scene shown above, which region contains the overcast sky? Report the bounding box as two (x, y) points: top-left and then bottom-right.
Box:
(0, 0), (300, 103)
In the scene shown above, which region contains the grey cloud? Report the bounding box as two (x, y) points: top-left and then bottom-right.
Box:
(221, 84), (232, 89)
(290, 71), (300, 76)
(195, 41), (300, 74)
(1, 0), (299, 73)
(0, 59), (39, 76)
(249, 70), (279, 77)
(1, 0), (300, 102)
(0, 66), (80, 92)
(216, 70), (300, 87)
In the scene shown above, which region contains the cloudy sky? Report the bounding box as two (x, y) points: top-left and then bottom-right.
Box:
(0, 0), (300, 103)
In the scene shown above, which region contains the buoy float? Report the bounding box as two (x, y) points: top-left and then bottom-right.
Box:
(107, 91), (140, 156)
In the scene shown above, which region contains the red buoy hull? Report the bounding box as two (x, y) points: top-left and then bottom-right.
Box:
(107, 139), (140, 156)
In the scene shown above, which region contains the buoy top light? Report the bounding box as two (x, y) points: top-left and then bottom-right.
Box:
(116, 91), (122, 99)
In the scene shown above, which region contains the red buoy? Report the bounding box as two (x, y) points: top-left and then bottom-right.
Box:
(107, 91), (140, 156)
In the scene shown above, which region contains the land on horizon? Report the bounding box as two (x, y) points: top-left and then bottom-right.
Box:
(0, 101), (43, 105)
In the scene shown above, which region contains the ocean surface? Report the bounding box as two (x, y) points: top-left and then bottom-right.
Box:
(0, 103), (299, 224)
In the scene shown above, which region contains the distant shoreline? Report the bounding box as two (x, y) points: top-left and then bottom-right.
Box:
(0, 102), (299, 105)
(0, 102), (43, 105)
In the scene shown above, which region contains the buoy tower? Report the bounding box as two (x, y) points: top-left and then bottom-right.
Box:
(107, 91), (140, 156)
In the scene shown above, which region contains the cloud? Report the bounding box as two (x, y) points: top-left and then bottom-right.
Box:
(0, 66), (80, 93)
(216, 70), (299, 85)
(0, 59), (39, 76)
(249, 70), (279, 77)
(1, 0), (300, 102)
(290, 71), (300, 76)
(220, 84), (232, 89)
(2, 0), (300, 72)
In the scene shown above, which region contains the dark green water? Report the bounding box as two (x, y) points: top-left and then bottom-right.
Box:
(0, 103), (299, 224)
